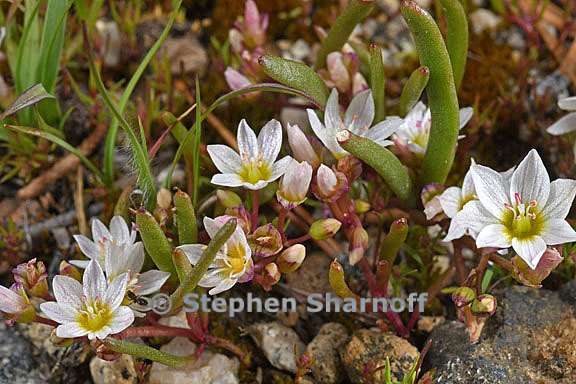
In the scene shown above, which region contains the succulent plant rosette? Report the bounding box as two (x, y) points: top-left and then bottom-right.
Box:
(2, 0), (576, 382)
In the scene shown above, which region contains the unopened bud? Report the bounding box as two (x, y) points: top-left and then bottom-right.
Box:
(257, 262), (281, 291)
(337, 155), (362, 182)
(313, 164), (348, 202)
(512, 247), (563, 288)
(224, 206), (251, 234)
(156, 188), (172, 210)
(217, 190), (242, 208)
(349, 226), (369, 265)
(286, 123), (320, 168)
(309, 218), (342, 240)
(421, 183), (445, 221)
(13, 259), (49, 299)
(451, 287), (476, 308)
(470, 294), (496, 317)
(59, 261), (82, 281)
(277, 245), (306, 273)
(354, 200), (371, 214)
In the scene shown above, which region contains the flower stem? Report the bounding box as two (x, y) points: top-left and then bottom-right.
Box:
(251, 190), (259, 231)
(277, 207), (287, 242)
(285, 234), (311, 247)
(35, 316), (58, 327)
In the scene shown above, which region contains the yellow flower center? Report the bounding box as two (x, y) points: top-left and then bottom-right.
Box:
(501, 193), (544, 239)
(238, 159), (271, 184)
(227, 243), (247, 275)
(76, 300), (113, 332)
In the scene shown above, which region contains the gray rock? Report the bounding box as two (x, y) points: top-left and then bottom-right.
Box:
(248, 322), (305, 374)
(90, 355), (138, 384)
(306, 323), (349, 384)
(340, 328), (419, 383)
(425, 286), (576, 383)
(0, 324), (44, 384)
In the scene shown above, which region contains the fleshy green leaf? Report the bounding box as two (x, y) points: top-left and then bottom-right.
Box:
(399, 66), (429, 117)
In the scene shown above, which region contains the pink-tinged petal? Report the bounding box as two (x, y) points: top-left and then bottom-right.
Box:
(224, 67), (251, 90)
(244, 0), (261, 29)
(344, 89), (374, 134)
(208, 278), (237, 295)
(352, 72), (368, 95)
(541, 179), (576, 220)
(237, 119), (259, 160)
(135, 270), (171, 295)
(108, 306), (135, 334)
(207, 144), (242, 174)
(125, 242), (145, 274)
(56, 322), (89, 339)
(476, 224), (511, 249)
(39, 302), (77, 323)
(437, 187), (462, 218)
(511, 236), (547, 270)
(91, 218), (110, 243)
(105, 272), (129, 310)
(238, 258), (254, 283)
(286, 123), (320, 167)
(257, 119), (282, 163)
(558, 96), (576, 111)
(470, 163), (510, 218)
(458, 107), (474, 128)
(110, 216), (129, 244)
(53, 275), (83, 308)
(547, 112), (576, 135)
(540, 219), (576, 245)
(211, 173), (244, 188)
(83, 260), (107, 302)
(327, 52), (350, 93)
(0, 285), (26, 313)
(510, 149), (550, 206)
(73, 235), (99, 259)
(317, 164), (338, 194)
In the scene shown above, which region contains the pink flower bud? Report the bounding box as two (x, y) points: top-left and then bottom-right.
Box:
(277, 159), (313, 210)
(313, 164), (348, 202)
(349, 226), (369, 265)
(224, 67), (252, 91)
(277, 244), (306, 273)
(327, 52), (351, 94)
(249, 224), (283, 258)
(286, 123), (320, 168)
(421, 183), (446, 221)
(13, 258), (49, 299)
(512, 247), (563, 288)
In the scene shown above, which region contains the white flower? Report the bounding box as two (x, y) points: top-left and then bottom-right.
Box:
(441, 161), (514, 240)
(207, 119), (292, 190)
(277, 159), (313, 209)
(40, 260), (134, 340)
(448, 149), (576, 269)
(176, 216), (253, 295)
(307, 88), (398, 159)
(547, 96), (576, 135)
(393, 102), (474, 155)
(72, 217), (171, 299)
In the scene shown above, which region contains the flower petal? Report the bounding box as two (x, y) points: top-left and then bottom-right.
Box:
(208, 278), (237, 295)
(207, 145), (242, 174)
(558, 96), (576, 111)
(476, 224), (511, 249)
(110, 216), (130, 244)
(512, 236), (547, 269)
(324, 88), (342, 134)
(541, 179), (576, 220)
(105, 272), (129, 310)
(39, 302), (77, 323)
(471, 164), (510, 218)
(135, 270), (172, 295)
(108, 306), (135, 335)
(56, 322), (89, 339)
(237, 119), (259, 160)
(0, 285), (26, 313)
(91, 218), (111, 243)
(437, 186), (462, 218)
(458, 107), (474, 128)
(258, 119), (282, 163)
(53, 275), (83, 308)
(211, 173), (244, 188)
(73, 235), (100, 259)
(224, 67), (251, 90)
(83, 260), (107, 302)
(269, 156), (293, 182)
(510, 149), (550, 206)
(344, 89), (374, 133)
(547, 112), (576, 135)
(363, 118), (402, 145)
(177, 244), (208, 265)
(307, 108), (344, 156)
(541, 219), (576, 245)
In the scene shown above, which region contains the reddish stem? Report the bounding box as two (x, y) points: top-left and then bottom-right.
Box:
(277, 208), (287, 242)
(284, 234), (311, 247)
(35, 316), (58, 327)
